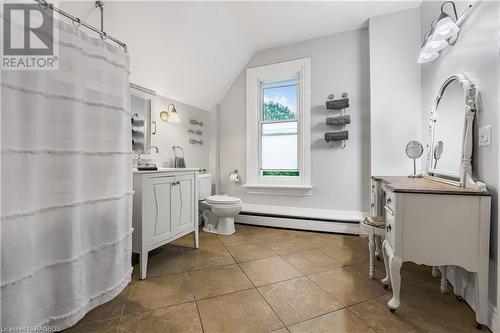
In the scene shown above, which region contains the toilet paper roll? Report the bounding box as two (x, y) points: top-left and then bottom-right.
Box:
(230, 173), (240, 182)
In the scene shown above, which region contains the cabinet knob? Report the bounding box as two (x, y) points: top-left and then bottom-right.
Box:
(370, 203), (375, 208)
(386, 198), (392, 204)
(386, 225), (392, 232)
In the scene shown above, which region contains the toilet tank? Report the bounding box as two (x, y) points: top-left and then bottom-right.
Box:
(198, 173), (212, 200)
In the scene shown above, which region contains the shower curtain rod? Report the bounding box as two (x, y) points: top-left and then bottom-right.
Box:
(34, 0), (127, 52)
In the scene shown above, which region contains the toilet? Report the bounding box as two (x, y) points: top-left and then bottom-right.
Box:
(198, 173), (242, 235)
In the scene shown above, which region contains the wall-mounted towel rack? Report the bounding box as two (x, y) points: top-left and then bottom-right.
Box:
(325, 92), (350, 149)
(188, 129), (202, 135)
(189, 139), (203, 145)
(190, 119), (204, 127)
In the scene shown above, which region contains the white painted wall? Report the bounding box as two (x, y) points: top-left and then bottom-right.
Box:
(369, 8), (422, 176)
(219, 29), (370, 212)
(419, 2), (499, 330)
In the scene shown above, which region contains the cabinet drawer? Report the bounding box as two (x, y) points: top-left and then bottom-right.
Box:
(384, 188), (395, 211)
(384, 205), (395, 247)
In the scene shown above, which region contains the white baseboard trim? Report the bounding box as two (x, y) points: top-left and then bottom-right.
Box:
(446, 266), (497, 332)
(235, 214), (362, 234)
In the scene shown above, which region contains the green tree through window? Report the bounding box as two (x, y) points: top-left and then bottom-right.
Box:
(264, 100), (295, 121)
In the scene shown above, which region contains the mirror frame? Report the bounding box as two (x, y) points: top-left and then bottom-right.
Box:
(425, 73), (486, 190)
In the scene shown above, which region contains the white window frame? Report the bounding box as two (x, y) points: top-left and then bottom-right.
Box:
(244, 58), (312, 196)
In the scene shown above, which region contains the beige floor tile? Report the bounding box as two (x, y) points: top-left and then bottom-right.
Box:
(189, 264), (253, 299)
(250, 227), (293, 242)
(401, 280), (480, 332)
(197, 289), (284, 333)
(146, 244), (188, 278)
(77, 286), (129, 325)
(240, 256), (302, 287)
(308, 266), (386, 306)
(217, 230), (258, 246)
(349, 295), (457, 333)
(258, 277), (343, 325)
(271, 329), (290, 333)
(319, 240), (369, 266)
(64, 318), (119, 333)
(226, 242), (277, 263)
(267, 237), (319, 255)
(282, 249), (342, 275)
(288, 309), (375, 333)
(184, 244), (235, 271)
(124, 272), (194, 314)
(118, 302), (202, 333)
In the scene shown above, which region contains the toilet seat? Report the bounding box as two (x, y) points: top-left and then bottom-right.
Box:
(206, 195), (241, 205)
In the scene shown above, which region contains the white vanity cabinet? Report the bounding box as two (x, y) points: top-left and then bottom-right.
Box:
(373, 176), (491, 326)
(133, 169), (199, 279)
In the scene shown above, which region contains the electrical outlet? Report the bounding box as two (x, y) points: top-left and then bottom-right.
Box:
(479, 125), (492, 147)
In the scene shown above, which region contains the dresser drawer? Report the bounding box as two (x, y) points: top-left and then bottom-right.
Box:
(384, 188), (395, 211)
(384, 205), (395, 247)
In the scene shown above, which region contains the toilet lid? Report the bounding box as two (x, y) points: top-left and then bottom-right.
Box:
(206, 195), (241, 204)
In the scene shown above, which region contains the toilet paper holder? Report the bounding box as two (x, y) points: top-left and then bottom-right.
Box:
(229, 170), (240, 183)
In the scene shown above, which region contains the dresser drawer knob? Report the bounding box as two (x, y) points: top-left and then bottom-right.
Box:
(386, 225), (392, 232)
(386, 198), (392, 204)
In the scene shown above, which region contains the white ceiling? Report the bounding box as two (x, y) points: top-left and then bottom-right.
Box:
(61, 1), (421, 110)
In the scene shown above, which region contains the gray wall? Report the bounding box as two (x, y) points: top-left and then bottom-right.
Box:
(369, 8), (422, 176)
(219, 29), (370, 211)
(420, 0), (499, 320)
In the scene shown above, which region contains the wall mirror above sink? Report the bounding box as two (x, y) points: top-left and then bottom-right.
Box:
(425, 73), (486, 190)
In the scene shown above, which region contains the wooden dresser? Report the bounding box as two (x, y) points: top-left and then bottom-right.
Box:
(371, 176), (491, 326)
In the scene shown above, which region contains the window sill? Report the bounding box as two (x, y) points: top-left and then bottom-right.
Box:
(243, 184), (313, 196)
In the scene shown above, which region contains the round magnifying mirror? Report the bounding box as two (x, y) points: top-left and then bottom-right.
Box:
(406, 140), (423, 178)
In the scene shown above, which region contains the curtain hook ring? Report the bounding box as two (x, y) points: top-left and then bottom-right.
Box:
(100, 32), (107, 41)
(122, 44), (128, 53)
(72, 18), (82, 28)
(38, 0), (48, 11)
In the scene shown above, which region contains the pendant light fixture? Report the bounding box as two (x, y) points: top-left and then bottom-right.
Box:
(418, 1), (472, 64)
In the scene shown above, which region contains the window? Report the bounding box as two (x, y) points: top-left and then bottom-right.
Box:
(245, 58), (312, 195)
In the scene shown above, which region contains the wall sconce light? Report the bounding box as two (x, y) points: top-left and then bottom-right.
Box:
(159, 104), (181, 123)
(418, 1), (472, 64)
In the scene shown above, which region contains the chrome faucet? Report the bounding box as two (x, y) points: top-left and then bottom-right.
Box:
(137, 145), (159, 166)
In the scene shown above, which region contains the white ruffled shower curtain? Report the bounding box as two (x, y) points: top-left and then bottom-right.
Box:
(1, 18), (132, 330)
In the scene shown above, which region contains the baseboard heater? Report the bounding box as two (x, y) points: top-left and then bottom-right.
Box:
(235, 210), (362, 235)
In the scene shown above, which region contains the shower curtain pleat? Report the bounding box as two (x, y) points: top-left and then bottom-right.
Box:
(1, 18), (132, 330)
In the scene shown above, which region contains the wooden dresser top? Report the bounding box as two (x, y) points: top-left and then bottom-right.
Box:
(372, 176), (490, 196)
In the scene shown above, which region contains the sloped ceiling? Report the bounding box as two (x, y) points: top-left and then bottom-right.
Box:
(60, 1), (421, 110)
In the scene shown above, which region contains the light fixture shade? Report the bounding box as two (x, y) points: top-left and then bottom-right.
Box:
(423, 39), (448, 53)
(417, 49), (439, 64)
(431, 15), (460, 41)
(168, 111), (181, 123)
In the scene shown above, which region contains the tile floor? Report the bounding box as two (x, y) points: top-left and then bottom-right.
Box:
(66, 224), (489, 333)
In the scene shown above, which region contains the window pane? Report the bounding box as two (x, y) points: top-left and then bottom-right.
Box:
(261, 121), (298, 171)
(263, 83), (298, 121)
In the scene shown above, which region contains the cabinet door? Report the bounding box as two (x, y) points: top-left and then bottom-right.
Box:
(144, 176), (175, 245)
(171, 174), (194, 234)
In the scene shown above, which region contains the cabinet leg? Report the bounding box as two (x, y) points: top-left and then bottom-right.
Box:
(432, 266), (440, 278)
(140, 250), (148, 280)
(439, 266), (448, 293)
(368, 234), (375, 279)
(388, 253), (402, 311)
(194, 226), (199, 249)
(474, 269), (488, 326)
(381, 239), (391, 288)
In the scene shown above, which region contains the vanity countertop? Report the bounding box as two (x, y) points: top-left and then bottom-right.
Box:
(372, 176), (490, 196)
(133, 167), (200, 174)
